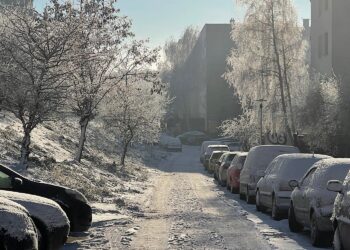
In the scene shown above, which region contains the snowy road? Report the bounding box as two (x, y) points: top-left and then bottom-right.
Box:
(65, 146), (331, 249)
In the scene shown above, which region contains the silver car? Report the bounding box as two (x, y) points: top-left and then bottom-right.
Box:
(256, 153), (331, 220)
(288, 158), (350, 247)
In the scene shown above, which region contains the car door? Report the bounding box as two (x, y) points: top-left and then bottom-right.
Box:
(294, 167), (316, 224)
(260, 160), (277, 206)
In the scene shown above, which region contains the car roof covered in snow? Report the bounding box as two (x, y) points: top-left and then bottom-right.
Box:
(0, 197), (37, 241)
(310, 158), (350, 188)
(208, 145), (228, 148)
(0, 190), (69, 231)
(274, 153), (331, 160)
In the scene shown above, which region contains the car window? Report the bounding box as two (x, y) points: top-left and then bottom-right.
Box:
(0, 172), (12, 189)
(301, 168), (316, 187)
(265, 158), (279, 175)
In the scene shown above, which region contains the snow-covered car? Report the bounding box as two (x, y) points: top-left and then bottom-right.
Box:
(240, 145), (299, 204)
(177, 131), (210, 145)
(217, 151), (241, 186)
(256, 153), (331, 220)
(288, 159), (350, 247)
(223, 141), (242, 151)
(203, 145), (229, 169)
(327, 169), (350, 250)
(227, 152), (248, 193)
(200, 141), (221, 163)
(0, 197), (38, 250)
(0, 164), (92, 233)
(208, 151), (226, 174)
(159, 134), (182, 152)
(0, 190), (70, 250)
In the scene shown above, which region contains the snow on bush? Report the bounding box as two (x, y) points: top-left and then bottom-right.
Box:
(0, 190), (69, 231)
(0, 197), (37, 242)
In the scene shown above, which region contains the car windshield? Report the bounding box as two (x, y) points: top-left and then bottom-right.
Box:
(312, 165), (350, 188)
(211, 153), (223, 160)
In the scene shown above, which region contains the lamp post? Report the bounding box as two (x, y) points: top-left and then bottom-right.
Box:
(256, 99), (267, 145)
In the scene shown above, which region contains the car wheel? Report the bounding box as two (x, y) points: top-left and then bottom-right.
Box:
(310, 213), (323, 247)
(333, 226), (344, 250)
(246, 187), (254, 204)
(288, 203), (303, 233)
(271, 196), (281, 220)
(255, 191), (265, 212)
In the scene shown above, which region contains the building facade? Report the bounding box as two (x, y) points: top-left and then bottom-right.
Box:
(0, 0), (33, 7)
(169, 24), (241, 135)
(310, 0), (350, 81)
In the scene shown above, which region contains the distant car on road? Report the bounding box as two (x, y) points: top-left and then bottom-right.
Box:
(208, 151), (226, 174)
(0, 165), (92, 233)
(0, 197), (38, 250)
(177, 131), (210, 145)
(256, 154), (331, 220)
(0, 190), (70, 250)
(217, 152), (241, 186)
(159, 134), (182, 152)
(240, 145), (299, 204)
(203, 145), (230, 169)
(288, 159), (350, 247)
(200, 141), (220, 163)
(227, 152), (248, 193)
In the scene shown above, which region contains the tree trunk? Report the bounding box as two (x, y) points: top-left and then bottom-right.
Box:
(120, 127), (134, 170)
(20, 129), (31, 169)
(75, 117), (89, 162)
(270, 2), (294, 144)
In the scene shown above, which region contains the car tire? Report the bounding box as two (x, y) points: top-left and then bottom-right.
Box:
(310, 213), (323, 247)
(246, 187), (254, 204)
(271, 195), (281, 220)
(288, 203), (303, 233)
(256, 191), (266, 212)
(333, 226), (344, 250)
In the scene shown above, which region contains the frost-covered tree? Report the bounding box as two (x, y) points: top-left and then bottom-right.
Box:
(103, 79), (169, 167)
(0, 4), (79, 168)
(67, 0), (160, 162)
(224, 0), (307, 144)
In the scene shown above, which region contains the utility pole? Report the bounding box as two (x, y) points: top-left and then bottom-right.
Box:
(256, 99), (267, 145)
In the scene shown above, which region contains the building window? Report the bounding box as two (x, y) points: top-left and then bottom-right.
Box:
(324, 32), (329, 56)
(318, 35), (323, 58)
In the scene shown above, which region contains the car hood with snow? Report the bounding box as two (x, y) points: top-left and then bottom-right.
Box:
(0, 190), (69, 250)
(0, 197), (38, 250)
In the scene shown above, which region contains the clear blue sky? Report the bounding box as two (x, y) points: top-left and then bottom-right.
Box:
(34, 0), (310, 47)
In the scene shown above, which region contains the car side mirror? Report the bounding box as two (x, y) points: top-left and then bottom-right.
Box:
(289, 180), (299, 189)
(13, 177), (23, 187)
(327, 180), (343, 193)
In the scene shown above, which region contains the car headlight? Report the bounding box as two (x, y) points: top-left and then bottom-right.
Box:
(65, 189), (88, 203)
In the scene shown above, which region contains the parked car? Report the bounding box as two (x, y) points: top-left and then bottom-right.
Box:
(256, 154), (331, 220)
(0, 165), (92, 233)
(217, 152), (241, 186)
(200, 141), (220, 163)
(0, 190), (70, 250)
(204, 145), (230, 169)
(159, 134), (182, 152)
(288, 159), (350, 247)
(223, 141), (242, 151)
(177, 131), (210, 145)
(240, 145), (299, 204)
(208, 151), (226, 174)
(0, 197), (38, 250)
(327, 169), (350, 250)
(227, 152), (248, 193)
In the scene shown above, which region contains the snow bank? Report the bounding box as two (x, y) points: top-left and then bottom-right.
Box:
(0, 190), (69, 231)
(0, 197), (37, 242)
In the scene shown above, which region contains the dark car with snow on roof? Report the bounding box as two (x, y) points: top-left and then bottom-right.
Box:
(256, 153), (331, 220)
(288, 159), (350, 247)
(327, 169), (350, 250)
(0, 164), (92, 233)
(0, 190), (69, 250)
(0, 197), (39, 250)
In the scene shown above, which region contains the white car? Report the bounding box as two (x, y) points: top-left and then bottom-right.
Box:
(200, 141), (221, 163)
(203, 145), (229, 169)
(256, 153), (331, 220)
(159, 134), (182, 152)
(240, 145), (299, 204)
(289, 159), (350, 247)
